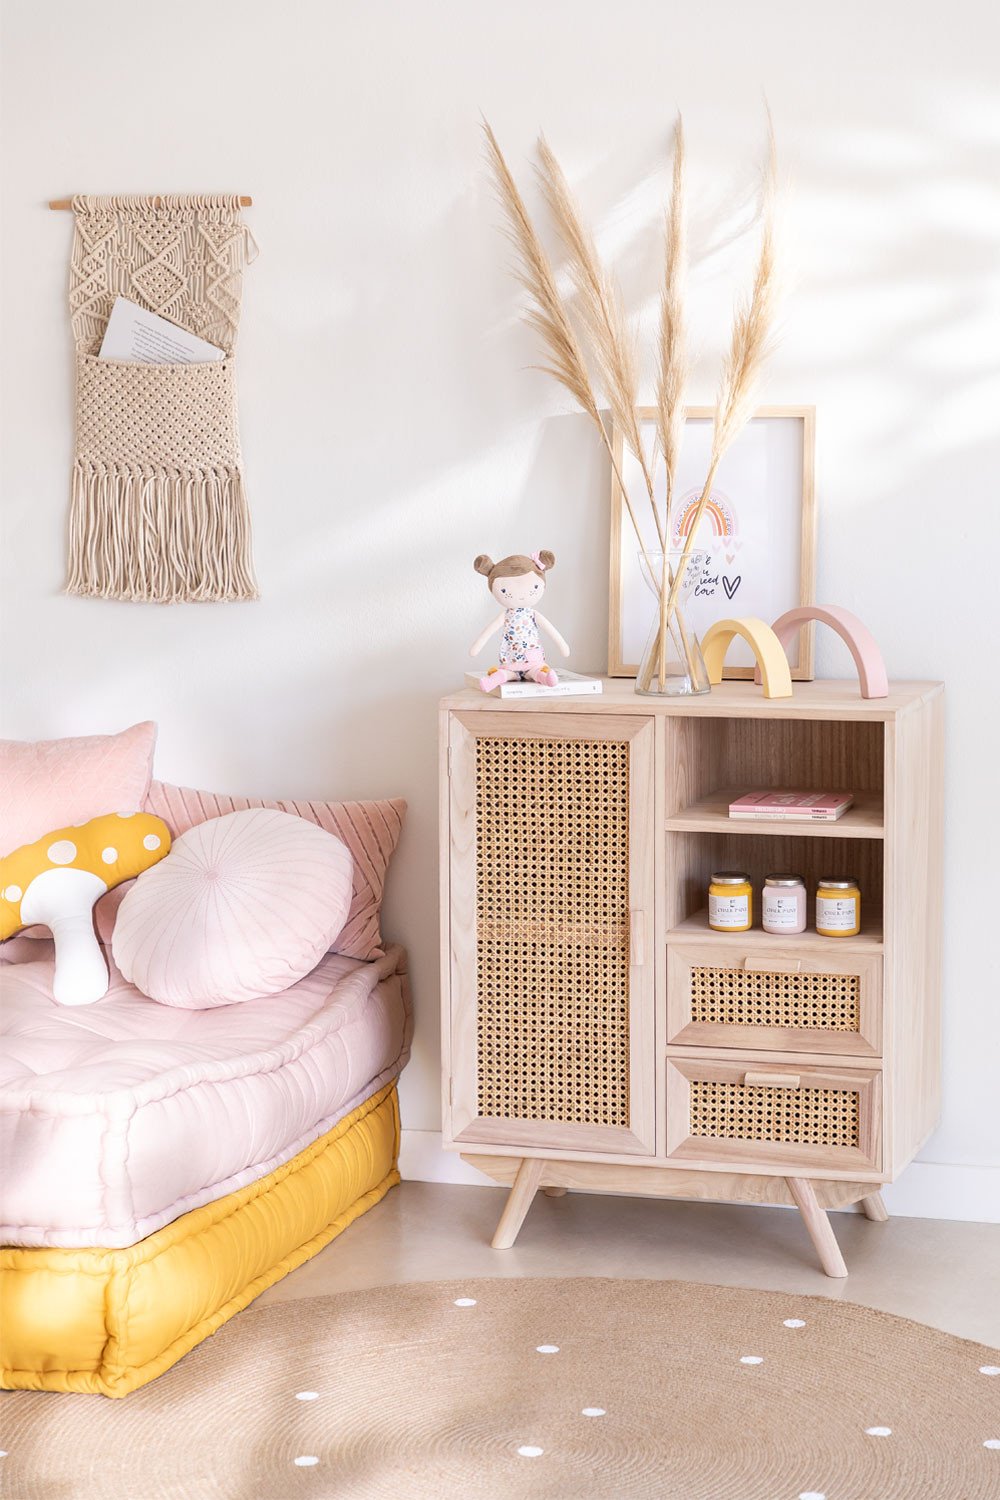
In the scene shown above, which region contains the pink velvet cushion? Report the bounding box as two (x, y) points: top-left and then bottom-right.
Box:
(112, 809), (354, 1008)
(143, 781), (405, 960)
(0, 723), (156, 858)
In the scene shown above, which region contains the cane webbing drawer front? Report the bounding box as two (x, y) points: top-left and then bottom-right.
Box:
(666, 1057), (881, 1171)
(475, 733), (630, 1130)
(667, 945), (882, 1057)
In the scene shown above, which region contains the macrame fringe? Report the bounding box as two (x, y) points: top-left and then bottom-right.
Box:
(66, 463), (259, 604)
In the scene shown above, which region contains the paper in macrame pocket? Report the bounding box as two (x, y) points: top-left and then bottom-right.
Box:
(66, 194), (258, 604)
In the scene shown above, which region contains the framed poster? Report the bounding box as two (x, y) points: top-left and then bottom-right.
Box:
(608, 405), (816, 678)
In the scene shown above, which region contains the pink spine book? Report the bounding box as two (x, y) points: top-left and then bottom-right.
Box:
(728, 791), (854, 821)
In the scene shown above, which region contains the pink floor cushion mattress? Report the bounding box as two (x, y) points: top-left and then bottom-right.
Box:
(0, 944), (411, 1249)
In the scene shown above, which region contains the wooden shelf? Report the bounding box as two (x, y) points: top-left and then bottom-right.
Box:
(667, 908), (884, 952)
(665, 788), (884, 839)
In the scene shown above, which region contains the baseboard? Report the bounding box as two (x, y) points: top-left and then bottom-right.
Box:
(399, 1131), (1000, 1224)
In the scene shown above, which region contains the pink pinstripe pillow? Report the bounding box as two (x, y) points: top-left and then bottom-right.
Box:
(0, 723), (156, 858)
(142, 781), (405, 960)
(112, 809), (353, 1008)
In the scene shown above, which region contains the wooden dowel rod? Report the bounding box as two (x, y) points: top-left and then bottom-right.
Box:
(48, 195), (253, 210)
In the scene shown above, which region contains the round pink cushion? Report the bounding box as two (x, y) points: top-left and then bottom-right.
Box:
(112, 809), (353, 1008)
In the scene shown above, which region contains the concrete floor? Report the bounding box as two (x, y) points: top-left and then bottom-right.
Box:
(257, 1179), (1000, 1348)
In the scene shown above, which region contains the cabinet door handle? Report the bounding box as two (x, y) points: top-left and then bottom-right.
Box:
(743, 1071), (801, 1089)
(630, 910), (645, 967)
(743, 957), (802, 973)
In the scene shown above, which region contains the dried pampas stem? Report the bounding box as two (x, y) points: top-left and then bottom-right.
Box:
(536, 136), (664, 551)
(483, 121), (661, 589)
(664, 112), (780, 626)
(650, 114), (692, 689)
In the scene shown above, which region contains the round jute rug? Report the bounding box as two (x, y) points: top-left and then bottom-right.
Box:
(3, 1278), (998, 1499)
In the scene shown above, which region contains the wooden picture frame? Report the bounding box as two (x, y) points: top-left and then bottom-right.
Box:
(608, 405), (817, 679)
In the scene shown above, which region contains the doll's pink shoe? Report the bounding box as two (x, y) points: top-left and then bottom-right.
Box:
(527, 664), (559, 687)
(480, 667), (516, 693)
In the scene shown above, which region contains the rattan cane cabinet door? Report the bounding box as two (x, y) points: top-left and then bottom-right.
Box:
(445, 710), (656, 1155)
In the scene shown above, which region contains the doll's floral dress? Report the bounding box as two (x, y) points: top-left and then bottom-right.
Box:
(499, 607), (543, 671)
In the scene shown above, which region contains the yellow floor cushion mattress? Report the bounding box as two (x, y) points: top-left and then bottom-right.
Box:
(1, 1082), (400, 1397)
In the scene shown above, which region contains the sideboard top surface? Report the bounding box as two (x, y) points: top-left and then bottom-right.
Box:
(441, 679), (943, 721)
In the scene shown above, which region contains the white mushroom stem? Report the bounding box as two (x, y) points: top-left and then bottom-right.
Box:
(19, 867), (110, 1006)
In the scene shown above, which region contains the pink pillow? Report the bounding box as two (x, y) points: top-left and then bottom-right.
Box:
(112, 809), (353, 1008)
(0, 723), (156, 858)
(144, 781), (405, 960)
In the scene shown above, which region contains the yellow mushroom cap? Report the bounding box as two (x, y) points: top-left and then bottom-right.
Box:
(0, 812), (171, 941)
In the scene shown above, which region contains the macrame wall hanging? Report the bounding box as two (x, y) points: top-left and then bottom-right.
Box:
(64, 194), (258, 603)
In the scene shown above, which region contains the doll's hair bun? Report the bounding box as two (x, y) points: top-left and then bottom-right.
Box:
(473, 554), (495, 577)
(534, 549), (555, 571)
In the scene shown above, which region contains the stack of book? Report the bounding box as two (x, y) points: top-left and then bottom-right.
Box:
(728, 791), (854, 822)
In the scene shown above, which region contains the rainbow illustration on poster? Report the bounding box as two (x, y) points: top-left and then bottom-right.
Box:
(671, 488), (739, 556)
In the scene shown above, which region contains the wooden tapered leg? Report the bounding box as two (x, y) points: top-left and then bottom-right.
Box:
(491, 1158), (545, 1249)
(860, 1191), (889, 1222)
(786, 1176), (849, 1278)
(543, 1185), (568, 1197)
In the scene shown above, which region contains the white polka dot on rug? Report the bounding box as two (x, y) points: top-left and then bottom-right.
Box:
(293, 1455), (319, 1467)
(865, 1426), (892, 1437)
(536, 1344), (559, 1354)
(102, 847), (118, 864)
(517, 1446), (543, 1458)
(740, 1355), (764, 1365)
(581, 1408), (606, 1418)
(984, 1439), (1000, 1450)
(295, 1391), (319, 1401)
(47, 840), (77, 865)
(783, 1318), (806, 1328)
(799, 1491), (826, 1499)
(980, 1366), (1000, 1376)
(453, 1298), (477, 1307)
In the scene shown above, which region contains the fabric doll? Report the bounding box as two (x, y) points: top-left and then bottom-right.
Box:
(470, 550), (570, 691)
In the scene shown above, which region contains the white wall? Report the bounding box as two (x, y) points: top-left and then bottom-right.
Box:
(2, 0), (998, 1219)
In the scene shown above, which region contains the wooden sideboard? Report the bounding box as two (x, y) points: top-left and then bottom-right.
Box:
(439, 679), (943, 1276)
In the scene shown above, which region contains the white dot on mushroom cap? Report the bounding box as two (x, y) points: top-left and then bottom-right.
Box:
(2, 886), (22, 903)
(102, 847), (118, 864)
(143, 834), (161, 851)
(784, 1318), (806, 1328)
(865, 1426), (892, 1437)
(293, 1456), (319, 1466)
(295, 1391), (319, 1401)
(116, 812), (137, 819)
(740, 1356), (764, 1365)
(46, 840), (77, 865)
(517, 1446), (543, 1458)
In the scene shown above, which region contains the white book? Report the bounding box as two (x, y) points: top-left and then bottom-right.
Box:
(464, 670), (603, 700)
(99, 296), (225, 365)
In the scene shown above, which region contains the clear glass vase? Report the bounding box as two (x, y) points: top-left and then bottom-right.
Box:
(635, 549), (711, 697)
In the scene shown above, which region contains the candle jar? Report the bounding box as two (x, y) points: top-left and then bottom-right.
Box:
(762, 874), (807, 934)
(816, 877), (861, 937)
(708, 871), (752, 932)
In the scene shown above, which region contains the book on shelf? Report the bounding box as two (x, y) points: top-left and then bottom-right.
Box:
(728, 791), (855, 822)
(464, 669), (603, 700)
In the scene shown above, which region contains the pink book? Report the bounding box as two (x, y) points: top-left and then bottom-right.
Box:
(728, 790), (854, 822)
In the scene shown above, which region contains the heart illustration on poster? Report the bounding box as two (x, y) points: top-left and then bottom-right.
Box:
(723, 575), (742, 600)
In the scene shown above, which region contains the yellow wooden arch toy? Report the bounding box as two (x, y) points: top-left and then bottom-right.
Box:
(700, 616), (793, 698)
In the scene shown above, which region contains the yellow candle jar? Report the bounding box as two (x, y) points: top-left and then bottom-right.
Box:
(816, 877), (861, 937)
(708, 871), (752, 932)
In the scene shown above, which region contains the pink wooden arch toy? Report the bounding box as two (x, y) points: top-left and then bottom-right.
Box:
(754, 606), (888, 699)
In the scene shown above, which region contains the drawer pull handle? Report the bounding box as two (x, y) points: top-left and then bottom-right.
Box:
(630, 910), (645, 967)
(743, 957), (802, 973)
(743, 1071), (801, 1089)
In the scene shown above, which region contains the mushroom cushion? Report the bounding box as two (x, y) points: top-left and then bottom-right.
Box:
(0, 812), (170, 1006)
(112, 807), (354, 1008)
